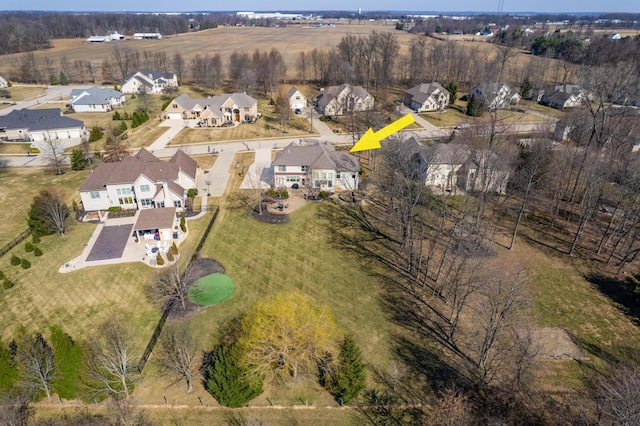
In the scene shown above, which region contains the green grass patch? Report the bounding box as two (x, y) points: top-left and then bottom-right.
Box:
(188, 273), (235, 305)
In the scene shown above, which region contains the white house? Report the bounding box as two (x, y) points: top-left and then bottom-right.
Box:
(538, 84), (588, 109)
(286, 87), (307, 111)
(0, 108), (84, 143)
(469, 83), (521, 110)
(78, 148), (197, 213)
(133, 33), (162, 40)
(315, 84), (374, 116)
(404, 82), (450, 112)
(69, 87), (125, 113)
(0, 75), (8, 88)
(272, 141), (360, 191)
(121, 69), (178, 94)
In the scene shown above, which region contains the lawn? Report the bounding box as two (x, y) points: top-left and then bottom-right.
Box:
(0, 142), (32, 154)
(168, 100), (317, 146)
(136, 202), (396, 407)
(188, 273), (235, 305)
(0, 168), (89, 247)
(4, 85), (46, 101)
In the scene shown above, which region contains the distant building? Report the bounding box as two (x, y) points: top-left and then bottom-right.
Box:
(0, 108), (84, 143)
(70, 87), (126, 113)
(315, 84), (374, 116)
(404, 82), (449, 112)
(0, 75), (8, 88)
(133, 33), (162, 40)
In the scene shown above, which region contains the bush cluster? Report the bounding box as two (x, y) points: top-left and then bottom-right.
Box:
(20, 259), (31, 269)
(156, 253), (165, 266)
(10, 255), (21, 266)
(24, 242), (34, 253)
(34, 247), (43, 257)
(3, 279), (13, 289)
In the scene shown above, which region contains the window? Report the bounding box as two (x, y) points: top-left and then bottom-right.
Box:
(328, 173), (333, 180)
(277, 166), (286, 172)
(286, 176), (300, 182)
(322, 173), (327, 180)
(119, 197), (134, 205)
(157, 201), (165, 208)
(140, 199), (153, 207)
(140, 184), (150, 192)
(174, 200), (182, 208)
(336, 172), (341, 179)
(301, 165), (308, 172)
(117, 188), (132, 196)
(328, 180), (332, 188)
(90, 191), (100, 199)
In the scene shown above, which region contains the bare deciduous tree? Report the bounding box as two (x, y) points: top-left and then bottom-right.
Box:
(148, 263), (196, 311)
(155, 323), (199, 393)
(16, 332), (55, 401)
(40, 133), (67, 175)
(84, 317), (139, 399)
(595, 363), (640, 426)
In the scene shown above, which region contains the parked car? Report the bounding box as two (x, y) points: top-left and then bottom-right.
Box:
(454, 123), (470, 130)
(294, 108), (302, 115)
(291, 183), (300, 189)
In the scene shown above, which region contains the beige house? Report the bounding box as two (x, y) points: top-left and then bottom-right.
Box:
(404, 82), (450, 112)
(315, 84), (374, 116)
(286, 87), (307, 111)
(469, 83), (521, 110)
(164, 93), (258, 126)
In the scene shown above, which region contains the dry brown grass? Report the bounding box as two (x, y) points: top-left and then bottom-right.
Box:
(5, 85), (46, 101)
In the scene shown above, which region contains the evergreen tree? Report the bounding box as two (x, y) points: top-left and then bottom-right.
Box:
(466, 94), (484, 117)
(49, 74), (59, 85)
(325, 335), (366, 405)
(58, 71), (69, 85)
(445, 80), (458, 104)
(206, 345), (263, 407)
(0, 340), (19, 393)
(112, 111), (121, 120)
(49, 325), (82, 399)
(27, 194), (55, 238)
(119, 121), (128, 133)
(70, 148), (87, 171)
(520, 77), (533, 99)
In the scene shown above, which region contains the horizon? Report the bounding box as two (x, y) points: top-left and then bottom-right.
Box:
(4, 0), (640, 14)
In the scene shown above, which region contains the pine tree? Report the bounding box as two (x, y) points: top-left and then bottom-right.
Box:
(113, 111), (121, 120)
(119, 121), (127, 133)
(206, 345), (263, 407)
(49, 325), (82, 399)
(49, 74), (59, 85)
(466, 94), (484, 117)
(326, 335), (366, 405)
(70, 148), (87, 171)
(59, 71), (69, 85)
(445, 80), (458, 104)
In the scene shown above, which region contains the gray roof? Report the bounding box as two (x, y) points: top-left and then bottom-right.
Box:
(79, 148), (190, 192)
(0, 108), (84, 131)
(403, 137), (471, 165)
(170, 93), (257, 114)
(134, 207), (177, 231)
(316, 84), (371, 109)
(70, 87), (123, 105)
(405, 82), (446, 105)
(122, 68), (175, 86)
(286, 87), (304, 99)
(273, 141), (359, 172)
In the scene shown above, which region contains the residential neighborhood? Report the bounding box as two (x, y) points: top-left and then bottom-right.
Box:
(0, 8), (639, 426)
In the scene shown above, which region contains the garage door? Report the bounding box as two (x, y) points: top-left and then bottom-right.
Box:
(167, 113), (182, 120)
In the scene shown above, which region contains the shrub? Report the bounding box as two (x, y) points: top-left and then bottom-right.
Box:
(3, 279), (13, 290)
(20, 259), (31, 269)
(319, 191), (328, 198)
(34, 247), (43, 257)
(0, 271), (4, 280)
(89, 126), (102, 142)
(24, 242), (34, 253)
(171, 242), (179, 255)
(112, 111), (121, 120)
(187, 188), (196, 198)
(267, 188), (277, 197)
(108, 206), (122, 213)
(156, 253), (165, 266)
(280, 190), (289, 198)
(32, 234), (41, 244)
(166, 250), (175, 262)
(10, 255), (21, 266)
(180, 215), (186, 232)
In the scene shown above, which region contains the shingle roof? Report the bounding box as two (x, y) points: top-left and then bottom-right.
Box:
(286, 87), (299, 98)
(169, 149), (197, 180)
(134, 207), (177, 231)
(273, 141), (359, 172)
(316, 84), (371, 109)
(167, 93), (257, 118)
(0, 108), (84, 131)
(78, 148), (188, 192)
(406, 83), (446, 105)
(70, 87), (123, 106)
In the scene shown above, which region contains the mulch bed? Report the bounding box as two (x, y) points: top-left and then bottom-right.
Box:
(252, 202), (289, 224)
(168, 257), (226, 320)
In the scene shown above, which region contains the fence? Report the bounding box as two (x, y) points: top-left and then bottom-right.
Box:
(0, 229), (31, 258)
(137, 205), (220, 373)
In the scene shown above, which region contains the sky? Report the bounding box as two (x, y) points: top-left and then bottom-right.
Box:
(4, 0), (640, 14)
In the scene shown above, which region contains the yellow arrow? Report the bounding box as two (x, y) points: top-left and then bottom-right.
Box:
(350, 114), (415, 153)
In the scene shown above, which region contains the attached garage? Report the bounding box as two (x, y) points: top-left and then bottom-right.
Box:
(166, 113), (183, 120)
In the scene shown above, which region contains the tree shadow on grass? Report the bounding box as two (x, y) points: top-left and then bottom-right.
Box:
(584, 273), (640, 327)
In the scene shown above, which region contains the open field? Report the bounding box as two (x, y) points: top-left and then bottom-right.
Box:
(4, 85), (46, 101)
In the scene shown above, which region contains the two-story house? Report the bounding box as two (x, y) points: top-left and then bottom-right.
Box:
(78, 148), (197, 212)
(164, 93), (258, 126)
(69, 87), (126, 113)
(537, 84), (588, 109)
(286, 87), (307, 111)
(469, 83), (521, 110)
(404, 82), (450, 112)
(121, 69), (178, 94)
(272, 141), (360, 191)
(315, 84), (374, 116)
